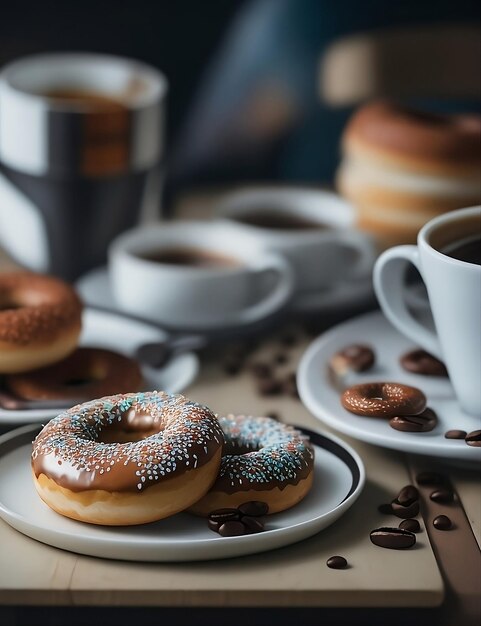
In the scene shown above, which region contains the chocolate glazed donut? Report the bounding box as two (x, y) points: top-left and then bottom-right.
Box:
(31, 391), (224, 525)
(341, 382), (426, 418)
(0, 272), (82, 373)
(6, 347), (142, 402)
(189, 414), (315, 517)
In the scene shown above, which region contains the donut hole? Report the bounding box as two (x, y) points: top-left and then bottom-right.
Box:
(223, 440), (261, 456)
(97, 408), (163, 445)
(62, 377), (97, 387)
(0, 298), (22, 311)
(59, 362), (108, 389)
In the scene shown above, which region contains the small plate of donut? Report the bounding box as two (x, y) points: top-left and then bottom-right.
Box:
(297, 310), (481, 466)
(0, 421), (364, 561)
(0, 308), (199, 426)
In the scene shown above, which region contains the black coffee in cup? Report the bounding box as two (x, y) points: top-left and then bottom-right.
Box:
(140, 248), (241, 268)
(431, 214), (481, 266)
(443, 235), (481, 265)
(233, 211), (326, 231)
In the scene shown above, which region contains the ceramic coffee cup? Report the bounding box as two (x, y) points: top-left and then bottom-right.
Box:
(109, 221), (294, 329)
(374, 206), (481, 416)
(217, 187), (376, 293)
(0, 53), (166, 280)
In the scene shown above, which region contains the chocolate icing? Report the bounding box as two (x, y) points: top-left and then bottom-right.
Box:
(0, 272), (82, 346)
(211, 415), (314, 494)
(31, 391), (224, 493)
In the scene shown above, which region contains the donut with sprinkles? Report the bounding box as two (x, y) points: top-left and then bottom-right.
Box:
(31, 391), (224, 525)
(189, 414), (315, 516)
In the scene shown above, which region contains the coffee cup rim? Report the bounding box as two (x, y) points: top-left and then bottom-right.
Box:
(109, 220), (281, 276)
(419, 205), (481, 270)
(0, 52), (168, 112)
(216, 186), (354, 235)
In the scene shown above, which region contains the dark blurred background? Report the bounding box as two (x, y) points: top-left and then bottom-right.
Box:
(2, 0), (480, 207)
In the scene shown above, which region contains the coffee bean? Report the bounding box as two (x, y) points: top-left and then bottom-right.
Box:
(391, 499), (420, 519)
(273, 353), (288, 365)
(430, 489), (454, 504)
(326, 556), (348, 569)
(399, 519), (421, 533)
(433, 515), (452, 530)
(223, 360), (242, 376)
(218, 521), (247, 537)
(397, 485), (419, 505)
(265, 411), (280, 421)
(280, 333), (297, 347)
(330, 345), (375, 377)
(242, 516), (265, 534)
(208, 508), (240, 524)
(208, 519), (221, 533)
(257, 378), (283, 396)
(370, 527), (416, 549)
(378, 503), (393, 515)
(400, 349), (448, 377)
(445, 430), (467, 440)
(283, 373), (299, 398)
(389, 408), (437, 433)
(416, 472), (445, 486)
(250, 362), (272, 379)
(238, 501), (269, 517)
(465, 430), (481, 447)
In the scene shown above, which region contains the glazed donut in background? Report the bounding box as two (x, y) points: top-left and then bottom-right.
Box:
(31, 391), (224, 525)
(341, 382), (427, 418)
(337, 101), (481, 248)
(0, 272), (82, 374)
(6, 347), (143, 402)
(189, 414), (315, 517)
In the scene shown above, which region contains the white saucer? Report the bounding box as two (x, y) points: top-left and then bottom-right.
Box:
(77, 266), (375, 321)
(0, 308), (199, 426)
(0, 424), (364, 562)
(297, 310), (481, 464)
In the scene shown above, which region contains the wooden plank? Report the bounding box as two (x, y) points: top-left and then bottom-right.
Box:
(408, 457), (481, 626)
(450, 468), (481, 549)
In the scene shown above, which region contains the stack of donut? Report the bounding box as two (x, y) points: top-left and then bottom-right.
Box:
(31, 393), (315, 525)
(337, 101), (481, 248)
(0, 271), (142, 401)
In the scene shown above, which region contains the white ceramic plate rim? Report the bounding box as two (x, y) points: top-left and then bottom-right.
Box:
(0, 424), (365, 561)
(297, 310), (481, 462)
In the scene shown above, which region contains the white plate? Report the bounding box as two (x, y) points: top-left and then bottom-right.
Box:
(298, 310), (481, 464)
(0, 308), (199, 426)
(0, 424), (364, 562)
(77, 266), (375, 320)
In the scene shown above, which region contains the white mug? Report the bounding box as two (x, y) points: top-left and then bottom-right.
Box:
(0, 53), (167, 280)
(374, 206), (481, 416)
(217, 187), (376, 293)
(109, 221), (294, 329)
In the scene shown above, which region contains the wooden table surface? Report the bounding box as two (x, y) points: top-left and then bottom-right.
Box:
(0, 192), (480, 626)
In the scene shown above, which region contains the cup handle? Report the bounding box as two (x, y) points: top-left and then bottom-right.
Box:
(373, 245), (442, 358)
(220, 255), (295, 326)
